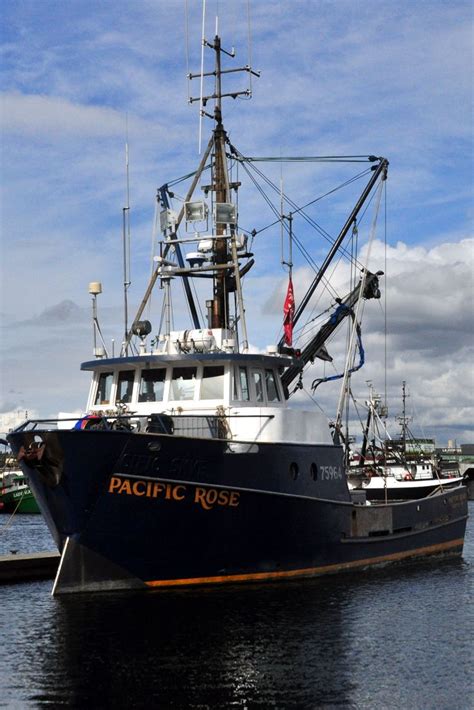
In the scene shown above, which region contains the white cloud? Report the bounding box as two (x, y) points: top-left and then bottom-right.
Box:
(1, 92), (130, 137)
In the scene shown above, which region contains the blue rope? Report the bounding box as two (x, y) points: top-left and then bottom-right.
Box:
(311, 321), (365, 392)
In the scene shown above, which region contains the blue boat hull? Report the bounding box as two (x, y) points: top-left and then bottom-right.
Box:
(7, 429), (468, 594)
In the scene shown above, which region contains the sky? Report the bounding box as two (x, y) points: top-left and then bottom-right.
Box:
(0, 0), (473, 445)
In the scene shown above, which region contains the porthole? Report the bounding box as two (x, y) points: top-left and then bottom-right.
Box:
(310, 463), (318, 480)
(290, 462), (299, 480)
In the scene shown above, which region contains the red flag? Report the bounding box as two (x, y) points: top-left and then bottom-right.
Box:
(283, 277), (295, 346)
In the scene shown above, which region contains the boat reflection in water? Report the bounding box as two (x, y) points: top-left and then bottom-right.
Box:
(8, 550), (471, 709)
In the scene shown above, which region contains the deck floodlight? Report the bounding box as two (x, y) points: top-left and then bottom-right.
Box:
(185, 200), (209, 233)
(185, 200), (208, 223)
(160, 208), (177, 234)
(214, 202), (236, 225)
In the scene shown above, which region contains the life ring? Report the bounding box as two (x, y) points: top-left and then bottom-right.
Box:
(404, 473), (414, 481)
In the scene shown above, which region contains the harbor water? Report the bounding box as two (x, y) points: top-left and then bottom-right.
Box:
(1, 506), (472, 709)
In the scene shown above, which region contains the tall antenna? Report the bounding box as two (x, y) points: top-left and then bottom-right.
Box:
(198, 0), (206, 153)
(397, 380), (412, 452)
(188, 8), (260, 134)
(122, 116), (131, 355)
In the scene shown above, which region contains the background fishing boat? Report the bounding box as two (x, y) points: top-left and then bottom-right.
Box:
(0, 440), (39, 514)
(346, 385), (465, 501)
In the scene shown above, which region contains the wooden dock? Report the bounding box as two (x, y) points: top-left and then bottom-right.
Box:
(0, 551), (60, 583)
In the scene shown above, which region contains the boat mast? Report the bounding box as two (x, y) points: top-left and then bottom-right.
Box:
(397, 380), (412, 454)
(124, 29), (258, 349)
(212, 34), (229, 329)
(190, 30), (258, 334)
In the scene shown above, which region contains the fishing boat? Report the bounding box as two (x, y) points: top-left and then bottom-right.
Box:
(7, 30), (468, 594)
(0, 439), (40, 514)
(346, 385), (465, 501)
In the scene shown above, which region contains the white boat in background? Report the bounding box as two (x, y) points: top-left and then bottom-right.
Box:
(347, 384), (465, 501)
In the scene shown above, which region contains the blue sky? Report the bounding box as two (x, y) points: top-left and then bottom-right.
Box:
(1, 0), (473, 443)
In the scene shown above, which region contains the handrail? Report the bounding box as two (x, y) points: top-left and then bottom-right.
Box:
(11, 412), (275, 432)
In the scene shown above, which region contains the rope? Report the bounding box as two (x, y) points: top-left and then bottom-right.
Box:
(0, 489), (25, 533)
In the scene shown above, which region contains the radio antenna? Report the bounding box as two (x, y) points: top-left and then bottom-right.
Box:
(198, 0), (207, 153)
(121, 115), (132, 355)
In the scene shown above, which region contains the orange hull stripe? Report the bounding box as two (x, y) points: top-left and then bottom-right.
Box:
(145, 538), (464, 588)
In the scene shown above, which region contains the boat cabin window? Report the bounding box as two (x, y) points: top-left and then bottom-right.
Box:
(252, 370), (264, 402)
(170, 367), (197, 401)
(239, 367), (250, 401)
(117, 371), (135, 403)
(265, 369), (280, 402)
(139, 369), (166, 402)
(201, 366), (225, 399)
(95, 372), (113, 405)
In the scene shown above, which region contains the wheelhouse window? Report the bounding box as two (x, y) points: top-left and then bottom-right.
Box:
(201, 366), (225, 400)
(139, 369), (166, 402)
(117, 371), (135, 403)
(239, 367), (250, 401)
(265, 369), (280, 402)
(252, 371), (264, 402)
(95, 372), (113, 405)
(170, 367), (197, 401)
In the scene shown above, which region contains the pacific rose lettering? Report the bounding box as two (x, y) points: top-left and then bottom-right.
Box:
(108, 477), (240, 509)
(194, 487), (240, 510)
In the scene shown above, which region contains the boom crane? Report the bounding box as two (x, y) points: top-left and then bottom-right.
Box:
(277, 157), (388, 351)
(280, 269), (383, 396)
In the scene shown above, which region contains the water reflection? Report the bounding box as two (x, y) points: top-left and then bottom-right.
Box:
(6, 548), (473, 709)
(38, 578), (358, 708)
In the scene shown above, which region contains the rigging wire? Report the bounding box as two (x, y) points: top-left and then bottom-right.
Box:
(239, 155), (379, 162)
(384, 180), (388, 411)
(335, 177), (385, 428)
(237, 149), (372, 234)
(190, 275), (206, 326)
(236, 153), (374, 275)
(350, 390), (367, 441)
(237, 160), (339, 300)
(148, 144), (384, 362)
(298, 385), (331, 416)
(167, 164), (211, 188)
(147, 198), (161, 320)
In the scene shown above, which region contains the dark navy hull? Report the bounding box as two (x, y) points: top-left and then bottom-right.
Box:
(7, 429), (468, 594)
